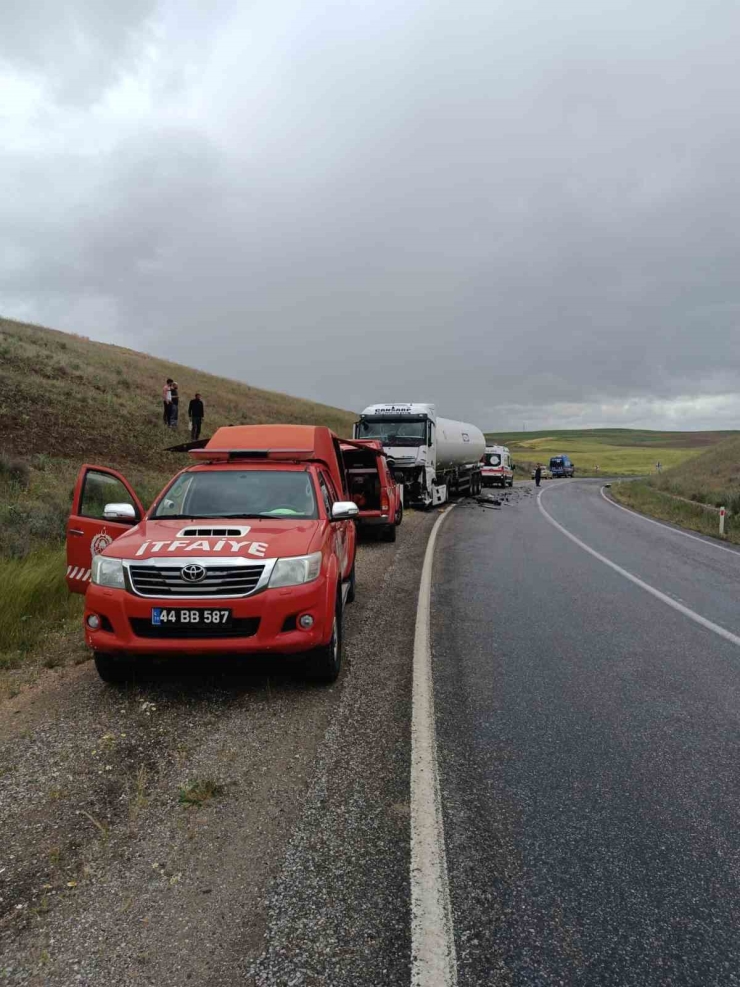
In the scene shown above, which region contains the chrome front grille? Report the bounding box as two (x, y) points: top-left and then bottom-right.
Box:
(128, 563), (266, 598)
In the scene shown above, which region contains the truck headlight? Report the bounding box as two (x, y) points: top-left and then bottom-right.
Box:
(269, 552), (322, 589)
(91, 556), (125, 589)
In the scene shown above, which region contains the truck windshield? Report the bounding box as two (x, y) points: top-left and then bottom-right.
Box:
(357, 419), (427, 446)
(153, 470), (319, 519)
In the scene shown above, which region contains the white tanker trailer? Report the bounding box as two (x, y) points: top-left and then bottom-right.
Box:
(353, 403), (485, 506)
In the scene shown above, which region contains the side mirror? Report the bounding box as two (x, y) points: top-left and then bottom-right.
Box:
(104, 502), (137, 522)
(331, 501), (360, 521)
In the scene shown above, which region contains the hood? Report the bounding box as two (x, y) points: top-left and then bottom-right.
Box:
(101, 517), (322, 562)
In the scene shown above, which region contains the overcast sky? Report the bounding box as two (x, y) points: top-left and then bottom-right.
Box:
(2, 0), (740, 431)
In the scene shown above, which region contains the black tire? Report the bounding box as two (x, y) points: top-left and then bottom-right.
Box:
(383, 522), (397, 542)
(394, 500), (403, 526)
(94, 652), (133, 684)
(346, 562), (356, 604)
(305, 598), (342, 683)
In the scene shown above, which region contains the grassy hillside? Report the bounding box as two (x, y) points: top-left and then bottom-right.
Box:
(485, 428), (735, 476)
(649, 434), (740, 505)
(0, 315), (356, 682)
(611, 434), (740, 544)
(0, 316), (356, 469)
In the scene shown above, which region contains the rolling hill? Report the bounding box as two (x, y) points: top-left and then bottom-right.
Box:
(610, 433), (740, 544)
(0, 316), (356, 469)
(485, 428), (737, 476)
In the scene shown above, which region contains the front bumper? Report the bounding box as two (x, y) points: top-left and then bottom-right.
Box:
(84, 578), (331, 657)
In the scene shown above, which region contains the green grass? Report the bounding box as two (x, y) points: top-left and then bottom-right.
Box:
(610, 481), (740, 544)
(485, 428), (735, 476)
(0, 547), (83, 658)
(610, 434), (740, 542)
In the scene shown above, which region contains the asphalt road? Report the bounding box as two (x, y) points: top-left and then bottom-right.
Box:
(433, 480), (740, 986)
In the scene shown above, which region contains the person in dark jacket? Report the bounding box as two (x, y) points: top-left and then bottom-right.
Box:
(188, 393), (204, 440)
(534, 464), (542, 487)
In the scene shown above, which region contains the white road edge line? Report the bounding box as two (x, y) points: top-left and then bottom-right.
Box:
(411, 504), (458, 987)
(538, 487), (740, 649)
(599, 484), (740, 557)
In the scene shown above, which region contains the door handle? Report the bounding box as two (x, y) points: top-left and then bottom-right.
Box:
(69, 528), (84, 536)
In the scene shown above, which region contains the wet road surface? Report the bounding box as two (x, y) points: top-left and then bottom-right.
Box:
(433, 481), (740, 986)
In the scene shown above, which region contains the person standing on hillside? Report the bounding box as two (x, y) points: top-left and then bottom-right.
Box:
(534, 463), (542, 487)
(168, 380), (180, 428)
(188, 392), (205, 440)
(162, 378), (173, 424)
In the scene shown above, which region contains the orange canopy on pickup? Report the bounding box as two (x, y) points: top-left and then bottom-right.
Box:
(188, 424), (348, 496)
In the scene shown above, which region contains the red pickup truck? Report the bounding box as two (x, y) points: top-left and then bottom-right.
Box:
(341, 439), (403, 541)
(66, 425), (358, 684)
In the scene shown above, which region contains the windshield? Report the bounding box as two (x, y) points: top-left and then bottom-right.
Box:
(153, 470), (319, 519)
(357, 418), (427, 446)
(485, 453), (502, 466)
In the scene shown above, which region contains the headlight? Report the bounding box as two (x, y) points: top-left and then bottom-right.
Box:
(91, 556), (125, 589)
(269, 551), (322, 589)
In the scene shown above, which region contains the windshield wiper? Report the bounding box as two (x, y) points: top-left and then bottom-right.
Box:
(214, 512), (310, 519)
(154, 513), (268, 520)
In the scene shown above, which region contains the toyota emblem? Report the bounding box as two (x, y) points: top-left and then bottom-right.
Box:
(181, 563), (206, 583)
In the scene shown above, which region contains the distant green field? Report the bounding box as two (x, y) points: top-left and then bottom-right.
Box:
(610, 433), (740, 544)
(484, 429), (737, 476)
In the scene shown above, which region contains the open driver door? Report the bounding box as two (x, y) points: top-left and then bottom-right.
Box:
(66, 465), (145, 594)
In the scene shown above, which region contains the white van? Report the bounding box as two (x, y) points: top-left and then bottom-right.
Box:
(480, 445), (513, 488)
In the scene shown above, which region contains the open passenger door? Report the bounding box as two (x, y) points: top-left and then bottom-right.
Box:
(66, 465), (145, 594)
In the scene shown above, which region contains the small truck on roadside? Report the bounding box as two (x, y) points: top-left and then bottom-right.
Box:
(341, 438), (403, 541)
(66, 425), (359, 684)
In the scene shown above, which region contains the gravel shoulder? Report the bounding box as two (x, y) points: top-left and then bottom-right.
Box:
(1, 509), (435, 987)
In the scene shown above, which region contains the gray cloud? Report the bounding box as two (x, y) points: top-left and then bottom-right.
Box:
(2, 0), (740, 429)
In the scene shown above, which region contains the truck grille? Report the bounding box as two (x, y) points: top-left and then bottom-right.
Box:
(130, 617), (260, 639)
(128, 564), (266, 598)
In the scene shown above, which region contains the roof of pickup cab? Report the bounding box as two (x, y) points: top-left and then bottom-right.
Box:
(187, 425), (345, 490)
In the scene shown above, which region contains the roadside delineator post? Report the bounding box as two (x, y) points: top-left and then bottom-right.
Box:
(720, 507), (726, 537)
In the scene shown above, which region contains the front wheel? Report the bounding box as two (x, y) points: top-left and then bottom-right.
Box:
(94, 652), (133, 684)
(305, 600), (342, 683)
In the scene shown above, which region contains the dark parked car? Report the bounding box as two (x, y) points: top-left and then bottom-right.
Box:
(549, 455), (575, 478)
